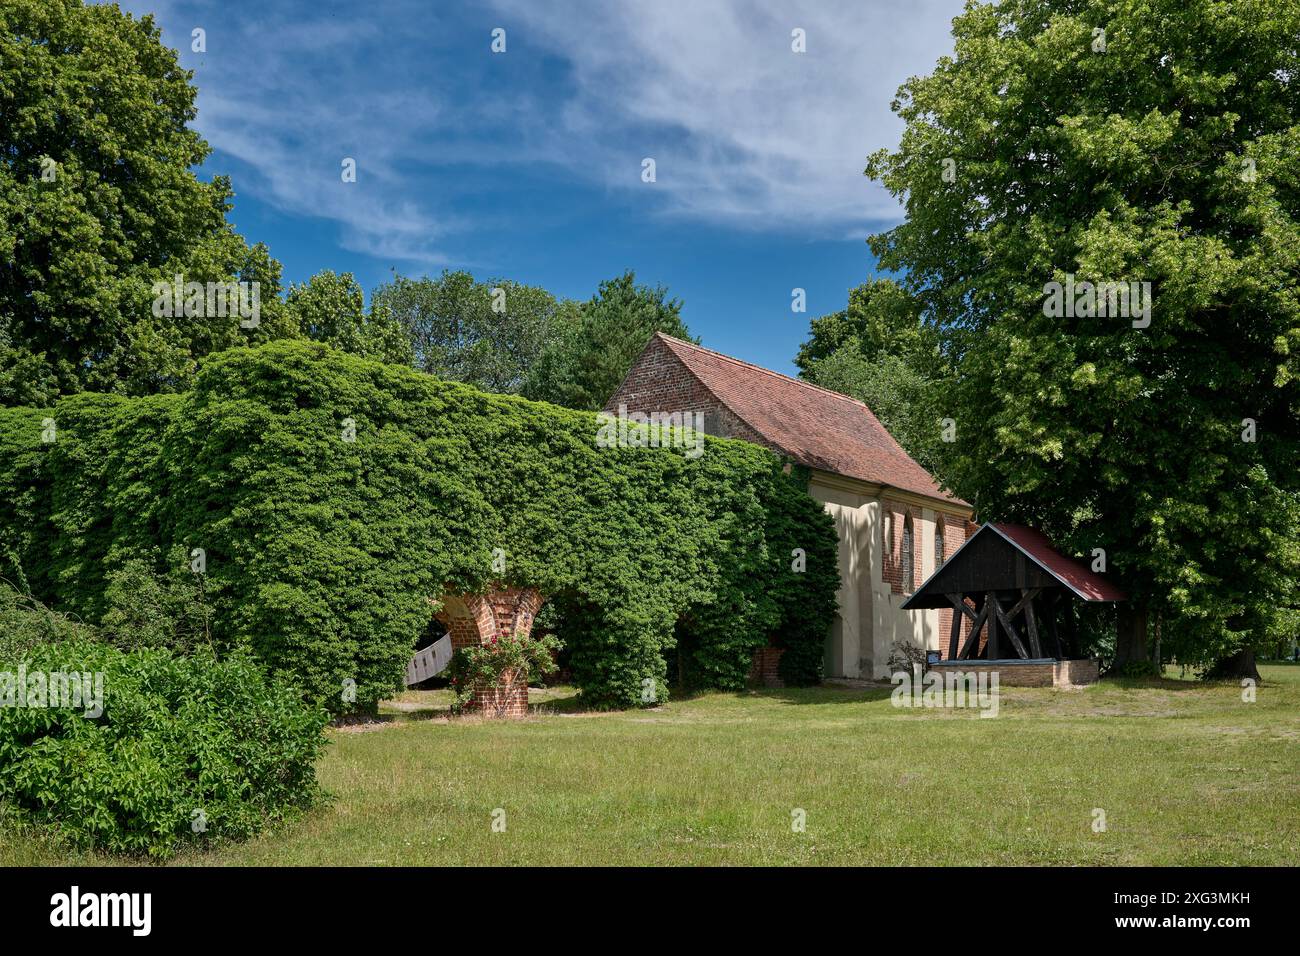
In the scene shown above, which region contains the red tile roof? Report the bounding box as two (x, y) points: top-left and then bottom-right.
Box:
(653, 333), (966, 505)
(989, 523), (1128, 602)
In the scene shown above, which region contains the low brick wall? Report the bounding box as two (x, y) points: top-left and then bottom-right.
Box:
(927, 658), (1100, 687)
(749, 647), (785, 687)
(1053, 658), (1100, 686)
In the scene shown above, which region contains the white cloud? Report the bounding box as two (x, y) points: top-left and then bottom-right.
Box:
(111, 0), (962, 261)
(487, 0), (963, 232)
(117, 0), (454, 265)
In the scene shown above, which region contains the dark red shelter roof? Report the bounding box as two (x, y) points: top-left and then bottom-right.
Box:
(987, 523), (1127, 602)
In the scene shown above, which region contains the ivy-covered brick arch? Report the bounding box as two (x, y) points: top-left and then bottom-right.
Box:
(0, 341), (840, 713)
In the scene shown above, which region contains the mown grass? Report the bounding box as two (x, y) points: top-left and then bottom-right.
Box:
(3, 665), (1297, 866)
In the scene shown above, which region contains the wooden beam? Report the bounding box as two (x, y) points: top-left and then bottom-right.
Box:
(1005, 587), (1042, 620)
(947, 595), (962, 660)
(957, 601), (990, 660)
(986, 591), (1000, 659)
(990, 592), (1030, 659)
(1023, 590), (1043, 658)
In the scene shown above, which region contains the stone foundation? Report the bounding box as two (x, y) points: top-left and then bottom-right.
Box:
(926, 658), (1099, 687)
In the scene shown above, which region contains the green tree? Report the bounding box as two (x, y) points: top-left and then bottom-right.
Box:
(796, 278), (951, 475)
(286, 270), (411, 366)
(371, 270), (575, 393)
(0, 0), (293, 401)
(866, 0), (1300, 674)
(524, 270), (696, 411)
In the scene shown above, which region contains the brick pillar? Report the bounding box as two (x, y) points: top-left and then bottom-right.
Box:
(434, 585), (544, 718)
(748, 646), (785, 687)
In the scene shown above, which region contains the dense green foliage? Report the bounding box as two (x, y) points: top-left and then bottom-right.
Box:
(0, 579), (94, 659)
(286, 270), (412, 367)
(0, 341), (838, 711)
(796, 279), (951, 476)
(372, 270), (580, 394)
(523, 271), (697, 411)
(0, 602), (328, 857)
(0, 0), (296, 402)
(864, 0), (1300, 659)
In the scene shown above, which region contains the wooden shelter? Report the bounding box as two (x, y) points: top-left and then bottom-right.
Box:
(901, 523), (1126, 661)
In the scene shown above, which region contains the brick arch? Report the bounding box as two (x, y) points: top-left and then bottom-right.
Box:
(432, 585), (545, 717)
(434, 586), (545, 648)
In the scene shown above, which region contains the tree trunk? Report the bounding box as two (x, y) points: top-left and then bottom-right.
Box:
(1204, 648), (1262, 682)
(1152, 612), (1162, 678)
(1114, 606), (1149, 667)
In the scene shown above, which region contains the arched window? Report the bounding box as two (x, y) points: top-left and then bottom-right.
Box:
(901, 515), (914, 592)
(935, 520), (945, 571)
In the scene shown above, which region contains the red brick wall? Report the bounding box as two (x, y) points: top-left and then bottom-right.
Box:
(605, 336), (771, 447)
(881, 499), (924, 596)
(748, 646), (784, 687)
(469, 667), (529, 718)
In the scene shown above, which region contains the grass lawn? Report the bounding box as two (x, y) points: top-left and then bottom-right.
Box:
(3, 664), (1297, 866)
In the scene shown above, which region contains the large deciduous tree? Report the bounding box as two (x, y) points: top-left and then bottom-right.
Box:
(0, 0), (293, 403)
(371, 270), (576, 394)
(866, 0), (1300, 674)
(796, 278), (952, 476)
(286, 270), (411, 367)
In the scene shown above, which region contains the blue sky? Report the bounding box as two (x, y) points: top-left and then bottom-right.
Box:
(116, 0), (962, 375)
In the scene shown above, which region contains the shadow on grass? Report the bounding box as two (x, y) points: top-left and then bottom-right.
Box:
(738, 685), (898, 705)
(1101, 676), (1224, 692)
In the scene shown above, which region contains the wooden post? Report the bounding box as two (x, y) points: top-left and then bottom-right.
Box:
(947, 594), (962, 660)
(990, 593), (1030, 659)
(986, 591), (999, 659)
(954, 597), (990, 660)
(1023, 589), (1043, 658)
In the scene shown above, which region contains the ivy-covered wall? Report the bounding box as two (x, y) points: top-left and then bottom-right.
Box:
(0, 341), (839, 711)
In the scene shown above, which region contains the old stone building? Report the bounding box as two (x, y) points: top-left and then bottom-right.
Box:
(608, 333), (975, 679)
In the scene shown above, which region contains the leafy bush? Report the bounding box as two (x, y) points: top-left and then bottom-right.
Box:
(0, 580), (95, 659)
(0, 635), (328, 858)
(0, 341), (840, 712)
(100, 546), (215, 653)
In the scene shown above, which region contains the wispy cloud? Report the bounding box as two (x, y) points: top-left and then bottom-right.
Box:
(113, 0), (961, 263)
(119, 0), (456, 265)
(486, 0), (962, 231)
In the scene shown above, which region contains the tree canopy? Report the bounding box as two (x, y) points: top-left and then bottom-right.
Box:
(796, 278), (951, 476)
(523, 271), (696, 411)
(863, 0), (1300, 664)
(371, 270), (579, 395)
(0, 0), (293, 402)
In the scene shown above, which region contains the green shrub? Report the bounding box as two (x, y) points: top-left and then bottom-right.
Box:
(447, 630), (561, 712)
(0, 637), (328, 858)
(0, 580), (95, 659)
(100, 546), (215, 653)
(0, 341), (840, 712)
